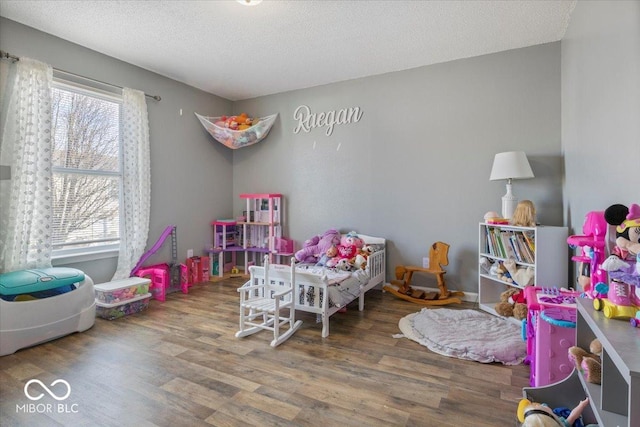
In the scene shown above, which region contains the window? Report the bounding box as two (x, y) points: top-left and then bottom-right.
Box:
(51, 80), (122, 257)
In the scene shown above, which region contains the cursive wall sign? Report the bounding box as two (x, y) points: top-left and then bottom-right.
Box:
(293, 105), (363, 136)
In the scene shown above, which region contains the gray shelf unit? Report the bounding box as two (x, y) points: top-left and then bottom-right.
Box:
(524, 298), (640, 427)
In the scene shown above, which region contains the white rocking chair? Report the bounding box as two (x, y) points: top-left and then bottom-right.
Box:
(236, 256), (302, 347)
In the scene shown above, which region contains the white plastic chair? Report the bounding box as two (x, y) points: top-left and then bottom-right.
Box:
(236, 256), (302, 347)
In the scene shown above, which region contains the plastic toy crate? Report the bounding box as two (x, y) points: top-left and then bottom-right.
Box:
(532, 307), (576, 387)
(95, 293), (151, 320)
(94, 277), (151, 304)
(525, 286), (581, 387)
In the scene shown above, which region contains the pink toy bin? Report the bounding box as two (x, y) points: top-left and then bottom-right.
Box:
(531, 307), (576, 387)
(525, 286), (580, 387)
(274, 237), (294, 254)
(134, 264), (169, 301)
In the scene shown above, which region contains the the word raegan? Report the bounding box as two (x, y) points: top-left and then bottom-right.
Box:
(293, 105), (363, 136)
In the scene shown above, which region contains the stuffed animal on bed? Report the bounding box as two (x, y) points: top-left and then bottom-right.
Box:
(336, 243), (358, 260)
(353, 245), (373, 270)
(334, 258), (354, 271)
(326, 243), (357, 268)
(295, 229), (341, 263)
(315, 245), (337, 267)
(325, 231), (363, 268)
(342, 231), (365, 249)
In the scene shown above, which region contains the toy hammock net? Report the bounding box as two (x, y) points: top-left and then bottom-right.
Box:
(195, 113), (277, 149)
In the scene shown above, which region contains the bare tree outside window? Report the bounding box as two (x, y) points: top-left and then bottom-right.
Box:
(51, 86), (121, 251)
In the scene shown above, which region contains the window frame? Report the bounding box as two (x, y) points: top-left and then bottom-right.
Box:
(50, 77), (124, 263)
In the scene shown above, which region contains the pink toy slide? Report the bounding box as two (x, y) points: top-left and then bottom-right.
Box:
(130, 226), (175, 277)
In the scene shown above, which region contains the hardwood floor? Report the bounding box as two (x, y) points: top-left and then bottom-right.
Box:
(0, 279), (529, 426)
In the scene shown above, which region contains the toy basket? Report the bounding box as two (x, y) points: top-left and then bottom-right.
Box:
(195, 113), (277, 149)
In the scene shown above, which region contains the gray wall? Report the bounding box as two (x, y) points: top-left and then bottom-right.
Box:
(233, 43), (564, 294)
(0, 18), (234, 283)
(562, 0), (640, 244)
(2, 2), (636, 297)
(1, 18), (569, 294)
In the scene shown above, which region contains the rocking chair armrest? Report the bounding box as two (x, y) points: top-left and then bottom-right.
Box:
(237, 283), (267, 292)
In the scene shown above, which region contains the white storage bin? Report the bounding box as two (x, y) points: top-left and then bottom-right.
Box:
(94, 277), (151, 304)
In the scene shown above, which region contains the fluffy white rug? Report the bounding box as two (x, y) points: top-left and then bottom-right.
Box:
(398, 308), (526, 365)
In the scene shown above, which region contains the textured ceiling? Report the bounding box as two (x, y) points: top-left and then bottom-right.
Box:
(0, 0), (576, 101)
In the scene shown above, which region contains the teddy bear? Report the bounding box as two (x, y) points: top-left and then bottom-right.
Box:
(353, 245), (373, 270)
(234, 112), (252, 127)
(334, 258), (354, 271)
(513, 266), (535, 287)
(492, 261), (514, 283)
(494, 288), (528, 320)
(568, 339), (602, 384)
(326, 232), (362, 268)
(605, 203), (640, 260)
(215, 113), (256, 131)
(294, 229), (341, 263)
(327, 243), (358, 268)
(342, 231), (365, 249)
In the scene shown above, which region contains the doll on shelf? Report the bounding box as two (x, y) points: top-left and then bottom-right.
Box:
(511, 200), (536, 227)
(517, 397), (598, 427)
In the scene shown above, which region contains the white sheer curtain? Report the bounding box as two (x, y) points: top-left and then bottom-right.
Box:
(0, 58), (53, 272)
(111, 88), (151, 280)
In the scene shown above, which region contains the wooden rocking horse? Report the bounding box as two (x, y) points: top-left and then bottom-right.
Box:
(383, 241), (465, 306)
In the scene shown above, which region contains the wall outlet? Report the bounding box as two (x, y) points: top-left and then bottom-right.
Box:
(187, 249), (194, 258)
(422, 257), (430, 268)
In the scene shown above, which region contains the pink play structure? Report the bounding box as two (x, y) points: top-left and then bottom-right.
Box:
(131, 225), (188, 301)
(567, 211), (608, 297)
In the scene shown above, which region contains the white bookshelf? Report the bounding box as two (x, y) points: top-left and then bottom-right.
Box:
(478, 222), (568, 317)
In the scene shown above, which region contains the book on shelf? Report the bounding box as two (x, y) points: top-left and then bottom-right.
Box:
(493, 228), (506, 258)
(522, 231), (535, 253)
(500, 231), (517, 260)
(518, 233), (535, 263)
(485, 225), (494, 255)
(483, 225), (537, 264)
(509, 234), (523, 263)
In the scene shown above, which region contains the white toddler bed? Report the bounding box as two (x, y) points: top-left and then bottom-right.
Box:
(292, 234), (386, 337)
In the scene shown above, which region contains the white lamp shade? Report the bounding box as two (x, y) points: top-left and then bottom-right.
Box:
(489, 151), (534, 181)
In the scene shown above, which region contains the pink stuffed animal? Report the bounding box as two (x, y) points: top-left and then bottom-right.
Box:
(294, 229), (341, 263)
(342, 231), (365, 249)
(336, 244), (358, 261)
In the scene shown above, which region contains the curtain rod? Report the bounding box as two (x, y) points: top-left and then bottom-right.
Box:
(0, 49), (161, 102)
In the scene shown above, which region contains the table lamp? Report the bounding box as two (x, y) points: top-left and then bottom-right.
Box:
(489, 151), (534, 220)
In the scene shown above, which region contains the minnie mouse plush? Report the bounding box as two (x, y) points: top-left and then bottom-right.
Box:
(604, 203), (640, 260)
